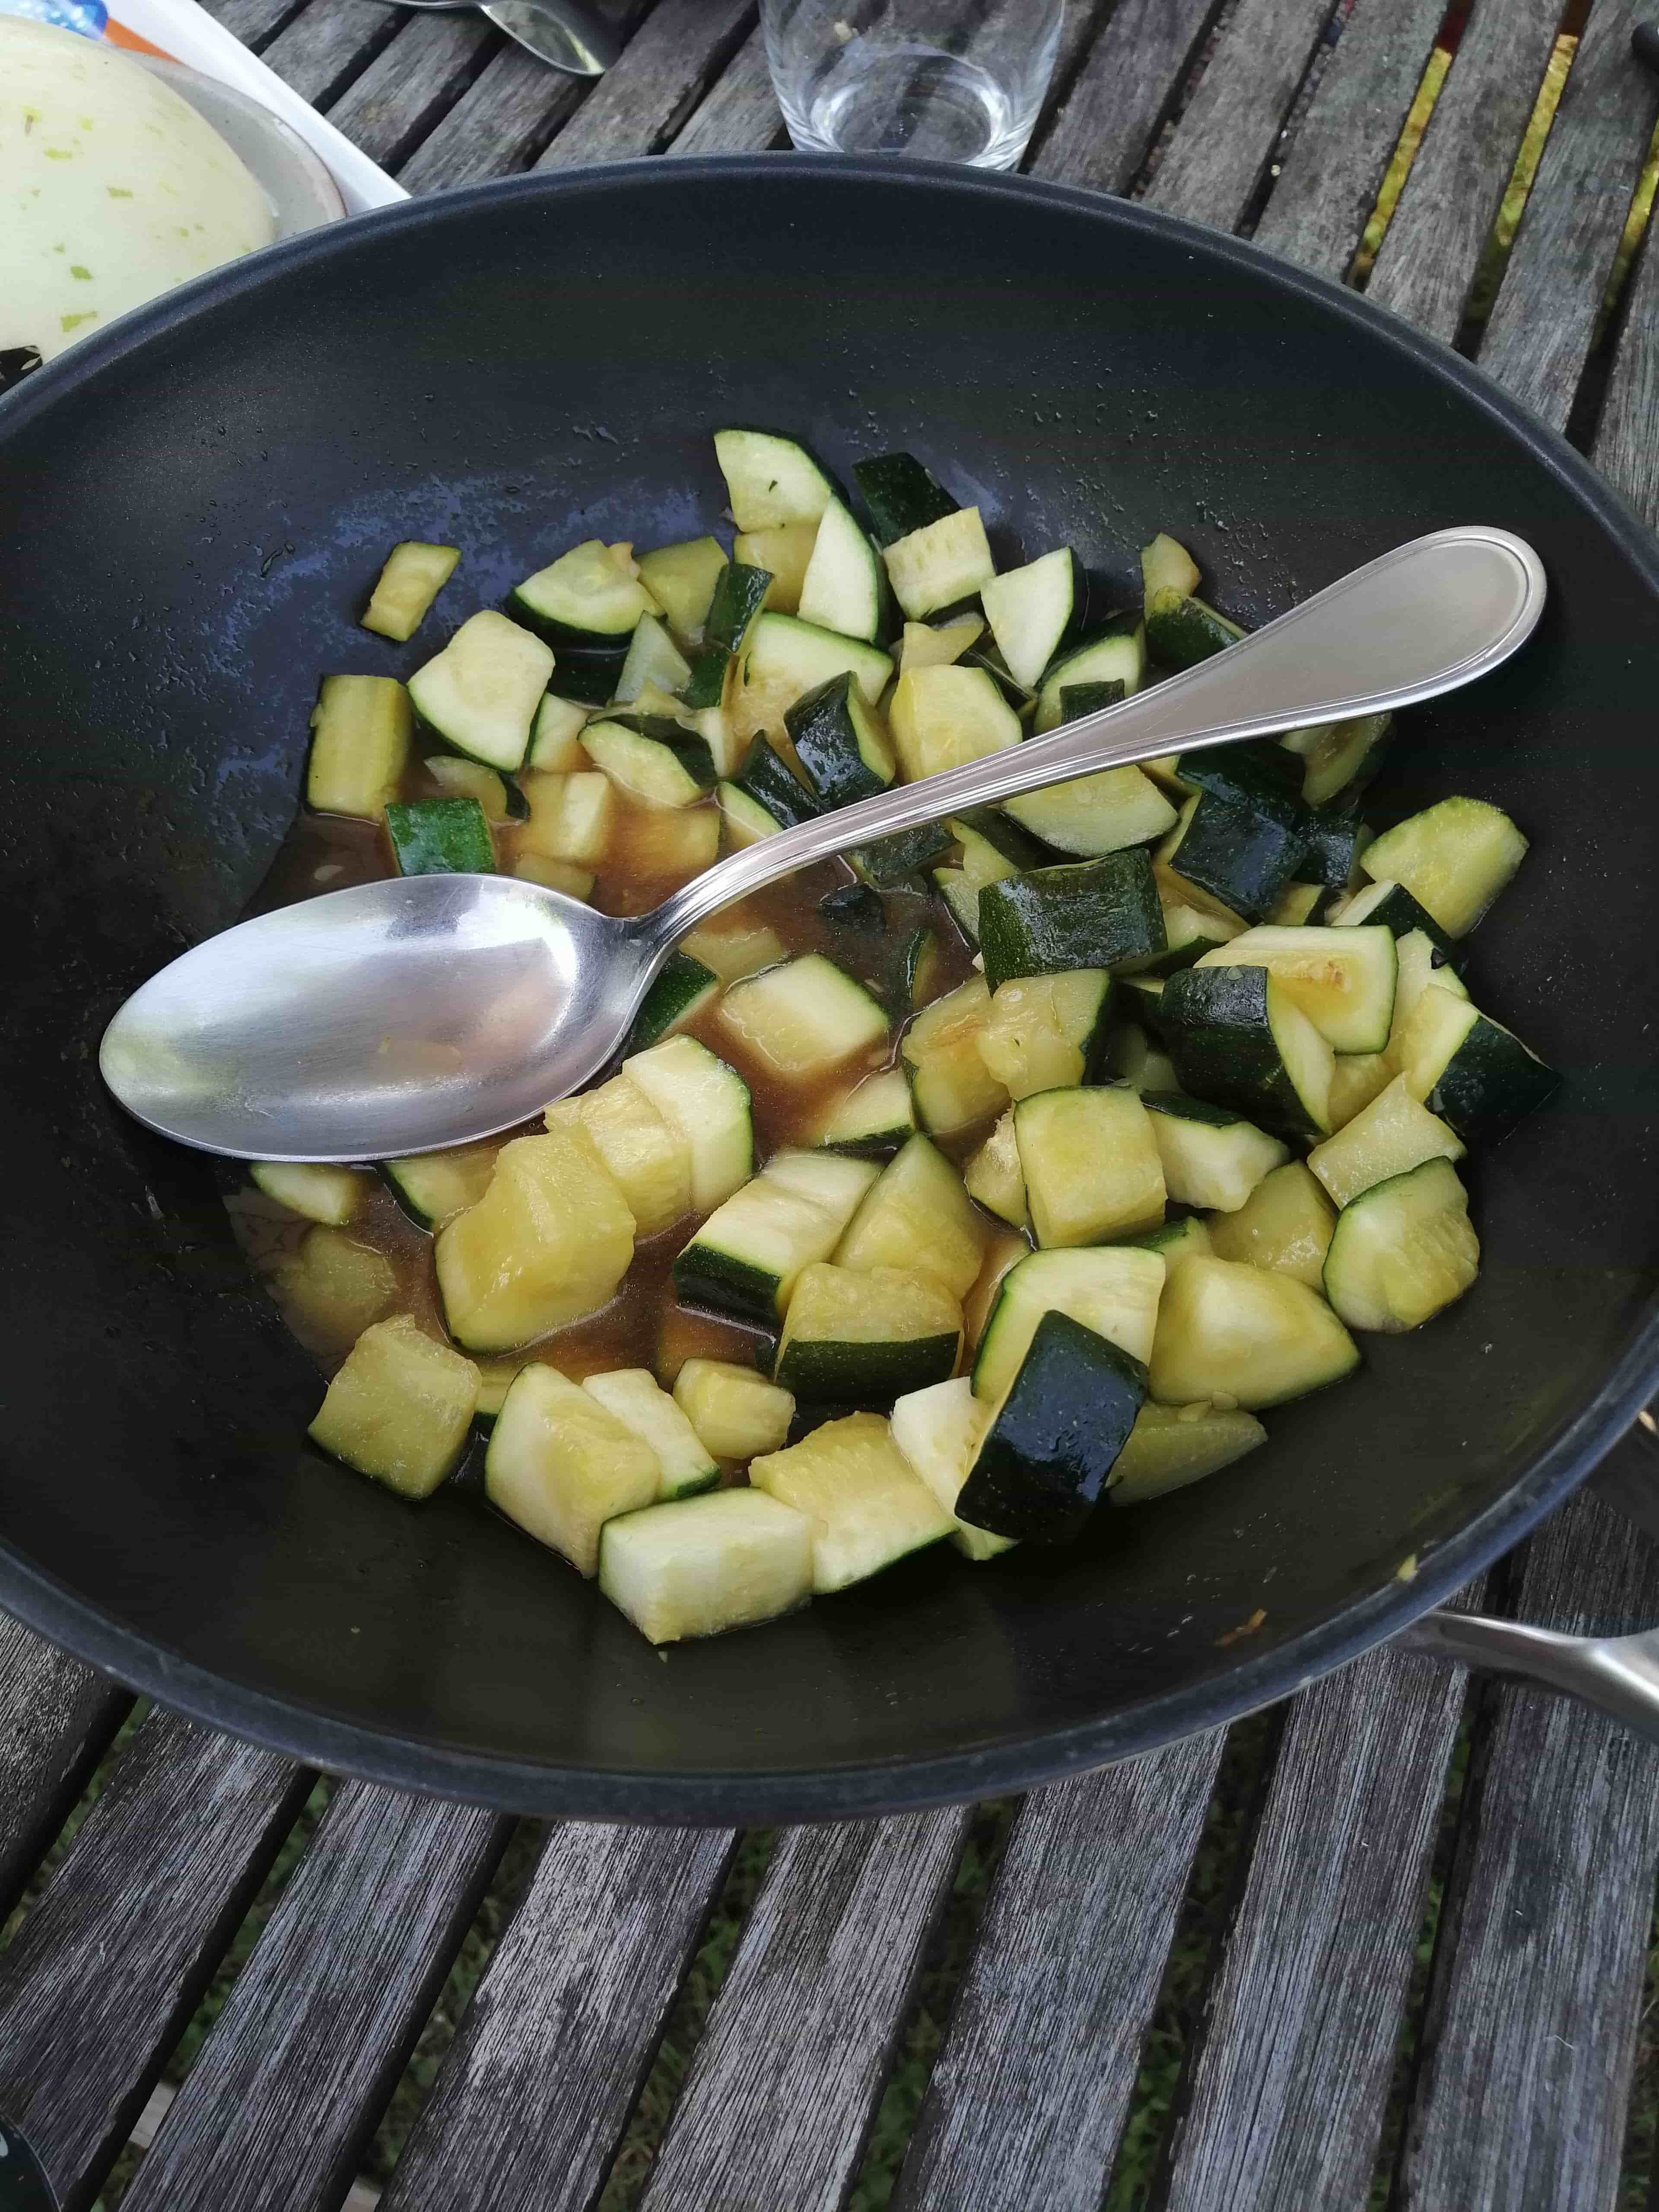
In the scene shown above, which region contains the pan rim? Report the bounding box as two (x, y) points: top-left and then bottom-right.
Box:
(3, 153), (1656, 1821)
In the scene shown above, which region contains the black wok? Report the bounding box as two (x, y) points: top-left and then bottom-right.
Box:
(0, 159), (1655, 1824)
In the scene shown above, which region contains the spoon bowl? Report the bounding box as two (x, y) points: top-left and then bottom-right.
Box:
(100, 524), (1545, 1161)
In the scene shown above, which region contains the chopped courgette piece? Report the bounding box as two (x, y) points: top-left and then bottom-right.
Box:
(853, 451), (958, 546)
(1195, 923), (1396, 1055)
(835, 1132), (985, 1299)
(527, 697), (591, 776)
(682, 918), (787, 982)
(1140, 533), (1202, 604)
(883, 506), (995, 620)
(1141, 1093), (1288, 1213)
(624, 1035), (753, 1211)
(672, 1149), (878, 1324)
(381, 1143), (499, 1231)
(308, 1314), (478, 1499)
(436, 1123), (637, 1354)
(1332, 877), (1456, 955)
(362, 541), (459, 642)
(1003, 765), (1177, 858)
(424, 754), (510, 822)
(510, 538), (661, 649)
(963, 1109), (1028, 1230)
(982, 547), (1086, 690)
(1160, 964), (1334, 1138)
(1058, 679), (1128, 720)
(901, 976), (1010, 1135)
(850, 824), (954, 889)
(890, 663), (1021, 780)
(975, 970), (1115, 1098)
(513, 855), (594, 899)
(1327, 1051), (1396, 1129)
(1207, 1159), (1336, 1287)
(733, 522), (817, 613)
(1279, 712), (1391, 806)
(582, 1368), (720, 1499)
(1156, 789), (1305, 925)
(818, 881), (884, 931)
(1119, 899), (1243, 978)
(1107, 1402), (1266, 1506)
(1015, 1085), (1166, 1247)
(1306, 1074), (1463, 1209)
(307, 674), (413, 822)
(798, 496), (891, 644)
(600, 1488), (814, 1643)
(1390, 985), (1559, 1143)
(1298, 809), (1367, 891)
(628, 951), (720, 1053)
(519, 768), (614, 865)
(726, 734), (822, 832)
(1265, 882), (1325, 927)
(1145, 587), (1244, 667)
(1126, 1214), (1212, 1265)
(896, 613), (985, 671)
(1177, 739), (1306, 816)
(1150, 1255), (1358, 1408)
(635, 537), (729, 643)
(972, 1243), (1165, 1402)
(901, 925), (948, 1009)
(750, 1411), (953, 1592)
(979, 849), (1165, 992)
(718, 953), (889, 1081)
(952, 807), (1048, 885)
(573, 1073), (693, 1238)
(815, 1067), (918, 1157)
(486, 1363), (659, 1575)
(1323, 1157), (1479, 1332)
(775, 1262), (963, 1399)
(890, 1376), (1011, 1560)
(957, 1310), (1146, 1540)
(673, 1357), (795, 1462)
(408, 610), (553, 772)
(581, 715), (717, 809)
(251, 1160), (369, 1227)
(715, 429), (838, 531)
(385, 796), (495, 877)
(1033, 620), (1147, 734)
(1360, 797), (1527, 938)
(276, 1227), (397, 1345)
(736, 612), (893, 730)
(786, 671), (896, 804)
(612, 613), (692, 706)
(547, 655), (619, 709)
(1105, 1023), (1182, 1095)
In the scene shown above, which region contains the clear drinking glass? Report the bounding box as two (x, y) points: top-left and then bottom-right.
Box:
(762, 0), (1064, 171)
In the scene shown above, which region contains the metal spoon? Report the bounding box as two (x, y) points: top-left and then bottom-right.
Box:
(99, 526), (1545, 1163)
(356, 0), (619, 75)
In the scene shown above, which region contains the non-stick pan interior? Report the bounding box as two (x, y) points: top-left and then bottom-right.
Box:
(0, 162), (1654, 1819)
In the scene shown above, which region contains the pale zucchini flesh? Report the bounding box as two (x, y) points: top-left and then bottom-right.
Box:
(1149, 1256), (1359, 1409)
(1306, 1074), (1464, 1210)
(309, 1315), (479, 1499)
(673, 1357), (795, 1462)
(485, 1364), (659, 1575)
(1108, 1401), (1267, 1506)
(1207, 1160), (1336, 1287)
(599, 1489), (814, 1644)
(1014, 1086), (1166, 1248)
(973, 1245), (1166, 1404)
(1323, 1157), (1479, 1332)
(750, 1411), (953, 1592)
(890, 1376), (1014, 1560)
(581, 1367), (720, 1498)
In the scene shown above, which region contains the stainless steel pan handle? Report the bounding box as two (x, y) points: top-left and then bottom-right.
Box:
(1394, 1408), (1659, 1742)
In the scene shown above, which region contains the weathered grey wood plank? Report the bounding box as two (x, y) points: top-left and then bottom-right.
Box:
(1365, 0), (1566, 343)
(120, 1781), (508, 2212)
(1250, 0), (1446, 280)
(394, 0), (647, 191)
(893, 1732), (1224, 2212)
(1593, 181), (1659, 535)
(1028, 0), (1220, 194)
(0, 1710), (305, 2212)
(1158, 1630), (1477, 2211)
(0, 1613), (129, 1926)
(378, 1821), (735, 2211)
(1141, 0), (1340, 234)
(1480, 0), (1659, 434)
(208, 0), (311, 54)
(537, 0), (754, 168)
(259, 0), (402, 111)
(636, 1808), (970, 2212)
(325, 12), (497, 174)
(666, 25), (779, 157)
(1400, 1490), (1659, 2212)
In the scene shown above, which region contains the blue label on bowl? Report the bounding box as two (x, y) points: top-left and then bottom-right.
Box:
(0, 0), (110, 34)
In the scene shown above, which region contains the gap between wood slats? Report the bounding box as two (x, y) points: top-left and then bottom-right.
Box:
(0, 1616), (132, 1932)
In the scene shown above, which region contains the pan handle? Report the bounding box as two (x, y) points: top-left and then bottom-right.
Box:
(1394, 1407), (1659, 1744)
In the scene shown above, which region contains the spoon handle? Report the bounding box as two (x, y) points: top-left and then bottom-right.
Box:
(643, 525), (1544, 949)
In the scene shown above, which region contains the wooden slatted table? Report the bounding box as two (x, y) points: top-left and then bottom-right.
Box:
(5, 6), (1659, 2206)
